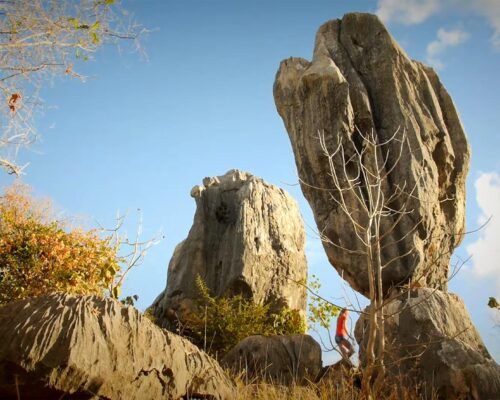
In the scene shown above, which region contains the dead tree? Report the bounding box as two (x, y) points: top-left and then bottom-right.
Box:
(0, 0), (142, 174)
(313, 126), (426, 398)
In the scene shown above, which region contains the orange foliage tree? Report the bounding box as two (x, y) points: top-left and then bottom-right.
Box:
(0, 183), (121, 304)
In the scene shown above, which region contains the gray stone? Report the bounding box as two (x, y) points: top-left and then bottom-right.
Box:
(354, 288), (500, 400)
(221, 334), (322, 385)
(151, 169), (307, 329)
(0, 294), (235, 400)
(273, 13), (469, 296)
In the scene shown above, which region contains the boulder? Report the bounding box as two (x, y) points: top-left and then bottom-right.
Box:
(151, 169), (307, 329)
(273, 13), (469, 296)
(316, 359), (361, 396)
(221, 334), (322, 385)
(0, 294), (235, 400)
(354, 288), (500, 400)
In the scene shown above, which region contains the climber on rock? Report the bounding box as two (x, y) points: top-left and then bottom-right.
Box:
(335, 308), (354, 360)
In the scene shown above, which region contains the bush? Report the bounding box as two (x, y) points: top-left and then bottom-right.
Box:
(0, 183), (121, 304)
(180, 275), (306, 357)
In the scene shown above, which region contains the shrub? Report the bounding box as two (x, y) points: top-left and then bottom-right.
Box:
(0, 183), (120, 304)
(307, 274), (340, 329)
(180, 275), (306, 357)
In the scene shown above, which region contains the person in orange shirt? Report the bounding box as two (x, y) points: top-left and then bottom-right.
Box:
(335, 308), (354, 359)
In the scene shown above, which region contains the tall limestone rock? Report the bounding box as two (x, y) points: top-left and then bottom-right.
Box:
(273, 13), (500, 398)
(273, 13), (469, 296)
(151, 169), (307, 329)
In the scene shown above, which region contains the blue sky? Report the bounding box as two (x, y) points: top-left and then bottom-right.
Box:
(1, 0), (499, 364)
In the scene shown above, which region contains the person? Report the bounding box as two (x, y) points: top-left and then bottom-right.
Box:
(335, 308), (354, 359)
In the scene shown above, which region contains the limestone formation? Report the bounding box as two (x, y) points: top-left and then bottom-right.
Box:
(222, 334), (322, 385)
(151, 169), (307, 329)
(355, 288), (500, 400)
(273, 13), (469, 296)
(0, 294), (235, 400)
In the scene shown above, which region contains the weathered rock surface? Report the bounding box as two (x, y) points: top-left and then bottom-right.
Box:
(221, 334), (322, 385)
(0, 294), (235, 400)
(354, 288), (500, 400)
(316, 359), (360, 393)
(151, 169), (307, 329)
(273, 13), (469, 296)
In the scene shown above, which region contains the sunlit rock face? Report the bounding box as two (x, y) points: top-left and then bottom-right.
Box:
(151, 169), (307, 329)
(355, 288), (500, 400)
(0, 294), (236, 400)
(222, 334), (322, 385)
(273, 13), (469, 297)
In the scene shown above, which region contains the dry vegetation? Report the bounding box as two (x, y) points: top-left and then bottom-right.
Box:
(0, 0), (141, 174)
(0, 183), (120, 304)
(0, 182), (157, 304)
(233, 374), (432, 400)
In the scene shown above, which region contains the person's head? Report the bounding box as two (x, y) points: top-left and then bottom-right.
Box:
(341, 308), (348, 316)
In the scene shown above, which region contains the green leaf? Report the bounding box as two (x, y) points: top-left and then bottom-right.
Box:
(68, 18), (80, 30)
(90, 32), (100, 45)
(90, 21), (101, 31)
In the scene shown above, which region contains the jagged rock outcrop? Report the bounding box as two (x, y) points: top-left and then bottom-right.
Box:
(0, 294), (235, 400)
(273, 12), (499, 397)
(151, 169), (307, 329)
(273, 13), (469, 296)
(355, 288), (500, 400)
(221, 334), (322, 385)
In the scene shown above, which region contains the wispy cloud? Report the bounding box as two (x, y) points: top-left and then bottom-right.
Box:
(466, 172), (500, 298)
(473, 0), (500, 49)
(376, 0), (500, 49)
(426, 28), (469, 69)
(376, 0), (441, 25)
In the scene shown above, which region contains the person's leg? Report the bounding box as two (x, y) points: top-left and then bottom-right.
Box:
(340, 338), (354, 358)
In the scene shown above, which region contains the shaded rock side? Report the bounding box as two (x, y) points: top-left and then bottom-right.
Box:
(354, 288), (500, 400)
(316, 359), (361, 393)
(0, 294), (235, 400)
(273, 13), (470, 296)
(221, 334), (322, 385)
(151, 169), (307, 328)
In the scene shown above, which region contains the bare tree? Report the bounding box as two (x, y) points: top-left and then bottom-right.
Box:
(312, 126), (426, 398)
(96, 210), (163, 300)
(0, 0), (142, 174)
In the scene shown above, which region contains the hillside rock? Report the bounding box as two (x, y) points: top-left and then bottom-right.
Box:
(273, 13), (469, 296)
(354, 288), (500, 400)
(0, 294), (235, 400)
(222, 334), (322, 385)
(151, 169), (307, 329)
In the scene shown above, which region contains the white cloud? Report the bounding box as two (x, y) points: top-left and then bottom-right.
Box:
(473, 0), (500, 49)
(376, 0), (500, 49)
(376, 0), (441, 25)
(426, 28), (470, 69)
(466, 172), (500, 297)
